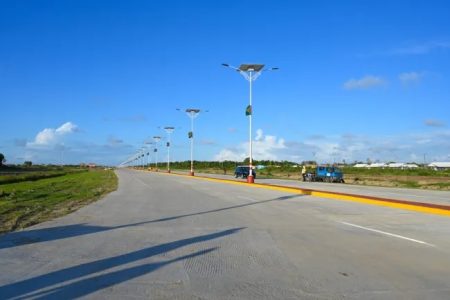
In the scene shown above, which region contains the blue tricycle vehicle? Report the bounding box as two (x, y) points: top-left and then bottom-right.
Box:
(304, 166), (344, 183)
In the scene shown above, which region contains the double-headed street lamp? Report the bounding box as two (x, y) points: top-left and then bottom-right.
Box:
(164, 127), (175, 173)
(153, 136), (161, 170)
(144, 141), (153, 169)
(177, 108), (201, 176)
(186, 109), (200, 176)
(177, 108), (206, 176)
(141, 146), (147, 169)
(222, 63), (278, 183)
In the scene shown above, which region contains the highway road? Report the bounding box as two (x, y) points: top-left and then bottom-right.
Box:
(1, 169), (450, 299)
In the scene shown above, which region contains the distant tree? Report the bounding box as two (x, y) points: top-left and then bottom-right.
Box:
(0, 153), (5, 166)
(24, 161), (32, 167)
(302, 160), (317, 166)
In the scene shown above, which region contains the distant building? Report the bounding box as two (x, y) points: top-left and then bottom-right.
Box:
(354, 163), (368, 168)
(369, 163), (387, 168)
(388, 163), (404, 168)
(428, 162), (450, 170)
(354, 162), (418, 169)
(404, 163), (418, 169)
(388, 163), (418, 169)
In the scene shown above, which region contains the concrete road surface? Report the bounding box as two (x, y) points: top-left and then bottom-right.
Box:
(1, 169), (450, 299)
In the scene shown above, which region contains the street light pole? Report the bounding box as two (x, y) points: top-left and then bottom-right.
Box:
(248, 70), (253, 178)
(186, 108), (200, 176)
(145, 141), (153, 170)
(153, 136), (161, 171)
(222, 63), (278, 183)
(164, 127), (175, 173)
(141, 147), (146, 169)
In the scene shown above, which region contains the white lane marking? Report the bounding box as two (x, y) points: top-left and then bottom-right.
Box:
(339, 221), (436, 247)
(133, 176), (153, 189)
(237, 195), (256, 202)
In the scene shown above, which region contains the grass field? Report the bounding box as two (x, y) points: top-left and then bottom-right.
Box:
(0, 168), (117, 234)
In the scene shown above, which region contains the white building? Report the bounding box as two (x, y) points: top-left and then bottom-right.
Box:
(354, 162), (418, 169)
(388, 163), (418, 169)
(428, 162), (450, 170)
(404, 163), (418, 169)
(369, 163), (387, 168)
(354, 163), (368, 168)
(388, 163), (404, 168)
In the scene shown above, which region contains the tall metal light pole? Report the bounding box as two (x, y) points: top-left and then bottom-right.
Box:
(186, 108), (200, 176)
(145, 141), (153, 169)
(164, 126), (175, 173)
(222, 63), (278, 183)
(142, 146), (149, 170)
(135, 150), (141, 168)
(153, 136), (161, 170)
(140, 147), (146, 169)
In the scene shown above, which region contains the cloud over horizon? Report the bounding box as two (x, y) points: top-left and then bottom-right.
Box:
(214, 129), (286, 161)
(399, 71), (423, 85)
(343, 75), (386, 90)
(27, 122), (79, 148)
(214, 129), (450, 164)
(389, 40), (450, 55)
(424, 119), (446, 127)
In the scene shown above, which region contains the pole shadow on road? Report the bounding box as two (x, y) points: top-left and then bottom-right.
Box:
(0, 193), (303, 250)
(0, 228), (243, 299)
(152, 193), (307, 223)
(0, 194), (305, 249)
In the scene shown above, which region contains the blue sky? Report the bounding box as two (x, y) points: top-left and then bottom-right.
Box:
(1, 0), (450, 165)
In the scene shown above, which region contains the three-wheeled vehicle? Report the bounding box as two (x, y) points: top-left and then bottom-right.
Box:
(304, 166), (344, 183)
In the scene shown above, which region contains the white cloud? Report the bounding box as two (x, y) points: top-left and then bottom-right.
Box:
(214, 149), (245, 162)
(107, 136), (124, 147)
(424, 119), (446, 127)
(399, 72), (422, 85)
(214, 129), (286, 161)
(215, 129), (450, 164)
(27, 122), (78, 147)
(343, 75), (386, 90)
(56, 122), (78, 134)
(200, 139), (216, 146)
(255, 129), (263, 141)
(14, 138), (27, 147)
(390, 41), (450, 55)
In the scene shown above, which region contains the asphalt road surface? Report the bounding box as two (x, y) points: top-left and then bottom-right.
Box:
(1, 169), (450, 299)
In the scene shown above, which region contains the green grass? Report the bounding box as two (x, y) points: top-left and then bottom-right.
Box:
(422, 182), (450, 189)
(0, 166), (89, 184)
(0, 169), (117, 234)
(0, 170), (73, 184)
(393, 180), (421, 189)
